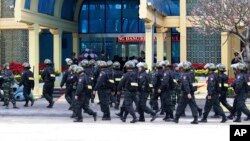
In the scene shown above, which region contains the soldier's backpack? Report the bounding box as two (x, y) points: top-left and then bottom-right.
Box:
(127, 72), (138, 92)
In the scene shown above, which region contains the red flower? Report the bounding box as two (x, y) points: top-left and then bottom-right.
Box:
(192, 64), (206, 70)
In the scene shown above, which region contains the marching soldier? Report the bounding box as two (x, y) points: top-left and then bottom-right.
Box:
(151, 62), (163, 111)
(173, 62), (198, 124)
(74, 66), (97, 122)
(94, 61), (114, 120)
(67, 65), (79, 118)
(137, 62), (157, 122)
(231, 63), (250, 122)
(158, 60), (175, 121)
(60, 58), (73, 109)
(1, 63), (18, 109)
(41, 59), (56, 108)
(112, 62), (123, 109)
(215, 64), (233, 116)
(89, 59), (97, 103)
(200, 63), (227, 123)
(117, 61), (138, 123)
(19, 63), (35, 107)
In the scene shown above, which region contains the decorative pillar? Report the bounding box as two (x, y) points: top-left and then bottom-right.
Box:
(50, 29), (63, 73)
(221, 32), (231, 74)
(166, 31), (172, 62)
(179, 0), (187, 62)
(28, 23), (40, 98)
(30, 0), (39, 12)
(73, 33), (79, 57)
(156, 27), (166, 62)
(145, 22), (154, 71)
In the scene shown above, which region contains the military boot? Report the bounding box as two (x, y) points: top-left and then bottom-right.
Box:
(191, 117), (198, 124)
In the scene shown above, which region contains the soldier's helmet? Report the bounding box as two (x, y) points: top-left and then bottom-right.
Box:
(155, 61), (162, 69)
(69, 64), (78, 72)
(136, 62), (144, 68)
(22, 62), (31, 69)
(204, 63), (216, 70)
(132, 59), (139, 65)
(80, 59), (89, 68)
(89, 59), (95, 66)
(98, 61), (107, 68)
(231, 63), (238, 70)
(182, 61), (192, 70)
(159, 60), (170, 67)
(124, 61), (135, 69)
(216, 63), (226, 71)
(236, 62), (247, 71)
(113, 61), (121, 69)
(3, 63), (10, 69)
(44, 59), (52, 65)
(107, 60), (113, 67)
(65, 58), (73, 66)
(76, 66), (84, 74)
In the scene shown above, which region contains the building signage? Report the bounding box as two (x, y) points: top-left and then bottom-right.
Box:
(117, 35), (180, 43)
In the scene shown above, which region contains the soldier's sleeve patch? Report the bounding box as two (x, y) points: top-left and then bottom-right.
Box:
(183, 76), (186, 80)
(237, 76), (241, 79)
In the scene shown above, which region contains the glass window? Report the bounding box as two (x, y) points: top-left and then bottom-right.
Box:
(0, 0), (16, 18)
(89, 0), (105, 33)
(24, 0), (30, 9)
(106, 0), (121, 33)
(165, 0), (180, 16)
(61, 0), (77, 21)
(186, 0), (198, 16)
(79, 4), (88, 33)
(122, 0), (139, 33)
(38, 0), (55, 16)
(187, 28), (221, 64)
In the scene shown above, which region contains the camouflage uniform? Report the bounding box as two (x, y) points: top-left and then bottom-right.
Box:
(1, 69), (17, 108)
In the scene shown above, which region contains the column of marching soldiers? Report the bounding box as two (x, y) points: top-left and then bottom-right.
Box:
(1, 58), (250, 124)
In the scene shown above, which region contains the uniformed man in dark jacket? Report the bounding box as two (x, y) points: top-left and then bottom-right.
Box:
(66, 65), (79, 118)
(174, 62), (198, 124)
(151, 62), (163, 111)
(137, 62), (157, 122)
(19, 63), (35, 107)
(60, 58), (73, 109)
(215, 64), (233, 116)
(188, 63), (203, 117)
(74, 66), (97, 122)
(1, 63), (18, 109)
(231, 63), (250, 122)
(200, 63), (227, 123)
(94, 61), (113, 120)
(41, 59), (56, 108)
(158, 60), (175, 121)
(117, 61), (138, 123)
(112, 62), (123, 109)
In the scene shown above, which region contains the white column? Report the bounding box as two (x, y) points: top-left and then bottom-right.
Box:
(179, 0), (187, 62)
(156, 27), (167, 62)
(145, 22), (154, 71)
(28, 23), (40, 98)
(50, 29), (63, 73)
(73, 33), (79, 57)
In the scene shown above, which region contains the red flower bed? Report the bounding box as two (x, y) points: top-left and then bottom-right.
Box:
(192, 63), (206, 70)
(9, 62), (23, 75)
(228, 77), (235, 85)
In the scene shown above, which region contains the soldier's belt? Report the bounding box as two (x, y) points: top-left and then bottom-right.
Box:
(50, 74), (56, 77)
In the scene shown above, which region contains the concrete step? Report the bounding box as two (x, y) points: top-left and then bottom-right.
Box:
(53, 88), (65, 98)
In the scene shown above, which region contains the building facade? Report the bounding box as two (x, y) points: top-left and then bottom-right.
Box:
(0, 0), (241, 94)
